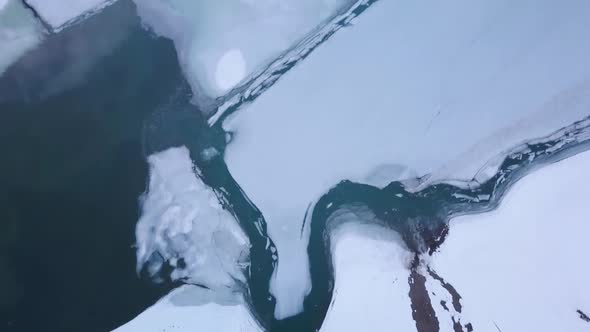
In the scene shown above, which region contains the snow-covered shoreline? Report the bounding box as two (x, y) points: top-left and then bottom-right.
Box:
(429, 149), (590, 332)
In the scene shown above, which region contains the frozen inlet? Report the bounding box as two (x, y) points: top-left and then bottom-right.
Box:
(132, 0), (356, 107)
(0, 0), (43, 75)
(23, 0), (117, 31)
(136, 147), (250, 293)
(223, 0), (590, 320)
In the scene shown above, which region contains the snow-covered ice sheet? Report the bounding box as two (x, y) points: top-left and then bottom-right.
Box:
(430, 149), (590, 332)
(24, 0), (116, 31)
(223, 0), (590, 318)
(113, 285), (262, 332)
(136, 147), (250, 293)
(320, 222), (415, 332)
(133, 0), (355, 105)
(0, 0), (43, 75)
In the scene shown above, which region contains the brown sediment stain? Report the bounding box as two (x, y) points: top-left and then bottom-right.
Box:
(577, 309), (590, 322)
(428, 266), (474, 332)
(427, 267), (462, 313)
(427, 224), (450, 255)
(438, 300), (464, 332)
(452, 317), (472, 332)
(408, 256), (439, 332)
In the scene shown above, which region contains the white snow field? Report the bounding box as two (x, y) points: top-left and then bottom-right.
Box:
(320, 221), (416, 332)
(132, 0), (355, 104)
(428, 149), (590, 332)
(24, 0), (116, 31)
(0, 0), (43, 75)
(136, 147), (250, 294)
(113, 285), (262, 332)
(223, 0), (590, 319)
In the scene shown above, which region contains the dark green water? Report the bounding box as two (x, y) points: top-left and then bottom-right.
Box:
(0, 1), (186, 330)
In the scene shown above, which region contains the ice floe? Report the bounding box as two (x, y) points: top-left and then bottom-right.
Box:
(223, 0), (590, 318)
(24, 0), (116, 31)
(0, 0), (118, 77)
(0, 0), (43, 75)
(136, 147), (250, 294)
(0, 0), (137, 103)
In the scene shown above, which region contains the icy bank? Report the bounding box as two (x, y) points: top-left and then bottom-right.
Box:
(136, 147), (250, 293)
(0, 0), (43, 75)
(113, 285), (262, 332)
(320, 222), (415, 332)
(430, 149), (590, 332)
(223, 0), (590, 318)
(132, 0), (355, 106)
(24, 0), (116, 31)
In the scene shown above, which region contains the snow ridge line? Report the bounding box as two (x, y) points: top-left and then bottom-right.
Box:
(208, 0), (379, 126)
(20, 0), (52, 32)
